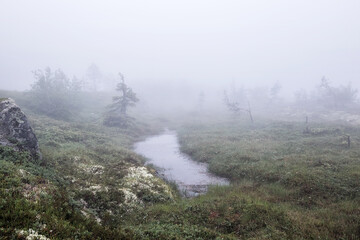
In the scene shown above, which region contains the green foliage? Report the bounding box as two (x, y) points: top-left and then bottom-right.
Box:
(27, 67), (82, 120)
(177, 120), (360, 239)
(125, 186), (297, 239)
(0, 97), (167, 239)
(3, 88), (360, 239)
(0, 146), (31, 164)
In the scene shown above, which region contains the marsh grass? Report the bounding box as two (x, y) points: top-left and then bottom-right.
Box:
(177, 119), (360, 239)
(124, 184), (300, 239)
(2, 89), (359, 239)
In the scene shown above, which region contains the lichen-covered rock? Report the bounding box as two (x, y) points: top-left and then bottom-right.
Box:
(0, 98), (41, 160)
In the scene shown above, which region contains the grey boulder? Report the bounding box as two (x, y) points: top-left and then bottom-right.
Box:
(0, 98), (41, 160)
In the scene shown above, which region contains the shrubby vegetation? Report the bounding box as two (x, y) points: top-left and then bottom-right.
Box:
(222, 82), (286, 123)
(26, 67), (82, 120)
(2, 82), (360, 239)
(24, 67), (141, 126)
(0, 145), (115, 239)
(0, 91), (172, 239)
(317, 77), (358, 110)
(294, 77), (359, 111)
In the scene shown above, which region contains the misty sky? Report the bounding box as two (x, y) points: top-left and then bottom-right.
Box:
(1, 0), (359, 94)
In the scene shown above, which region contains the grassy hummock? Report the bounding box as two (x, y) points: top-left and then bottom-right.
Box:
(176, 119), (360, 239)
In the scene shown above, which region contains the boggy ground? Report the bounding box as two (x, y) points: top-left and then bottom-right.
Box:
(1, 90), (360, 239)
(176, 117), (360, 239)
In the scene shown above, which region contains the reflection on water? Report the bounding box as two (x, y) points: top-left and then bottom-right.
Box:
(134, 129), (229, 197)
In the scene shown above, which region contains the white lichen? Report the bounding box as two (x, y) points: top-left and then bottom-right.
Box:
(78, 163), (104, 175)
(126, 166), (153, 179)
(83, 184), (108, 194)
(17, 229), (50, 240)
(119, 187), (143, 207)
(22, 184), (51, 203)
(18, 168), (29, 177)
(122, 166), (174, 204)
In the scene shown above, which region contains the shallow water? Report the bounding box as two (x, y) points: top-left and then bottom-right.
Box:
(134, 130), (229, 197)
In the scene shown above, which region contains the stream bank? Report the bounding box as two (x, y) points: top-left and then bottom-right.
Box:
(134, 129), (229, 197)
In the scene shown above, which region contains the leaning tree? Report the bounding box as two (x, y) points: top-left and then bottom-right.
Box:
(103, 73), (139, 127)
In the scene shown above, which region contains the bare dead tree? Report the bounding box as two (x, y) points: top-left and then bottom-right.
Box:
(224, 90), (254, 123)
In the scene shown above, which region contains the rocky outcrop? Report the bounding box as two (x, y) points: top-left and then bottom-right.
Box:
(0, 98), (41, 160)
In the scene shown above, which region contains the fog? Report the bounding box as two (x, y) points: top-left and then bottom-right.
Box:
(1, 0), (360, 100)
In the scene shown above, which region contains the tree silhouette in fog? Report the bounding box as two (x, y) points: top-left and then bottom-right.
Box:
(317, 77), (358, 110)
(28, 67), (81, 120)
(103, 73), (139, 127)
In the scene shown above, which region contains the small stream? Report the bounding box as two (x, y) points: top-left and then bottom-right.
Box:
(134, 129), (229, 197)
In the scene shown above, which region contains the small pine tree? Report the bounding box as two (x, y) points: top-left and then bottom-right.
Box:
(103, 73), (139, 127)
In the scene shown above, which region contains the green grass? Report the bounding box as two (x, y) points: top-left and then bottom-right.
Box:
(176, 119), (360, 239)
(0, 90), (176, 239)
(32, 113), (175, 216)
(125, 185), (299, 239)
(0, 145), (119, 239)
(2, 89), (360, 239)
